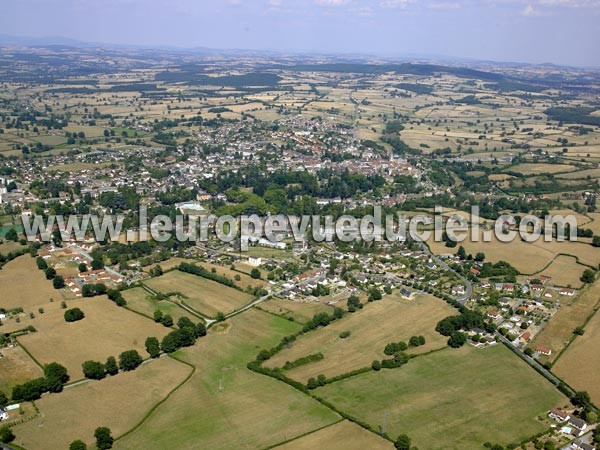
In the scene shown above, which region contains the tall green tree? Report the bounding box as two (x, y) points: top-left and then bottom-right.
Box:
(94, 427), (113, 450)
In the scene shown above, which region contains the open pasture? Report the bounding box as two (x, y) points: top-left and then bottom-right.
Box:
(259, 299), (334, 324)
(265, 294), (455, 382)
(0, 345), (43, 395)
(532, 279), (600, 362)
(121, 287), (196, 322)
(317, 345), (566, 450)
(0, 255), (62, 311)
(196, 261), (268, 290)
(12, 356), (192, 450)
(553, 306), (600, 406)
(273, 420), (394, 450)
(17, 296), (170, 378)
(144, 270), (255, 318)
(536, 255), (586, 288)
(114, 309), (340, 450)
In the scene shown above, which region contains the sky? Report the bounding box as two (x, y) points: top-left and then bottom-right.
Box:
(1, 0), (599, 67)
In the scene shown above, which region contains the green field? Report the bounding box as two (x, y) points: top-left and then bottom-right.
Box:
(122, 287), (198, 322)
(316, 345), (566, 450)
(114, 309), (340, 450)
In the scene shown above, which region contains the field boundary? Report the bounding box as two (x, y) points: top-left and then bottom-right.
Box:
(114, 354), (196, 443)
(551, 294), (600, 366)
(13, 339), (44, 371)
(262, 418), (346, 450)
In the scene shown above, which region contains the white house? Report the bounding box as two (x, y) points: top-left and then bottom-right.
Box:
(568, 417), (588, 437)
(248, 257), (262, 267)
(548, 409), (570, 422)
(0, 408), (8, 421)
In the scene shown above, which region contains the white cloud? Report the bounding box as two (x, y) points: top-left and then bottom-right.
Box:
(428, 1), (462, 9)
(538, 0), (600, 6)
(350, 5), (374, 15)
(521, 4), (538, 14)
(379, 0), (412, 8)
(314, 0), (348, 6)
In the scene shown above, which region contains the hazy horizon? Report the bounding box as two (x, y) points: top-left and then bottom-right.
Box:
(1, 0), (599, 67)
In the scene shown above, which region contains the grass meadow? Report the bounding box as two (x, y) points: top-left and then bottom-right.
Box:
(316, 345), (566, 450)
(114, 309), (340, 450)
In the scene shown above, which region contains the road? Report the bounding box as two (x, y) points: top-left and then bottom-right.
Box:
(220, 272), (325, 324)
(496, 333), (562, 386)
(419, 242), (473, 303)
(68, 244), (122, 278)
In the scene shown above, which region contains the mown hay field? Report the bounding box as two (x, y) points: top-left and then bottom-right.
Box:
(13, 356), (192, 450)
(0, 256), (63, 311)
(144, 270), (254, 318)
(0, 345), (42, 395)
(427, 229), (600, 276)
(532, 279), (600, 363)
(510, 163), (575, 175)
(273, 420), (394, 450)
(260, 299), (334, 325)
(553, 306), (600, 406)
(265, 294), (455, 383)
(18, 296), (170, 378)
(536, 255), (587, 288)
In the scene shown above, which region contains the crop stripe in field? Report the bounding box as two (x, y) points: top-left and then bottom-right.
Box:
(261, 418), (345, 450)
(114, 354), (196, 443)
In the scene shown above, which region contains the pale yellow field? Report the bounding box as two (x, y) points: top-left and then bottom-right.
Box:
(144, 270), (254, 317)
(18, 296), (170, 378)
(427, 230), (600, 274)
(196, 261), (268, 289)
(510, 163), (575, 175)
(273, 420), (394, 450)
(557, 167), (600, 180)
(536, 255), (586, 288)
(140, 257), (195, 272)
(0, 255), (63, 310)
(0, 345), (43, 395)
(265, 294), (455, 382)
(13, 356), (192, 450)
(553, 306), (600, 406)
(260, 299), (335, 324)
(532, 279), (600, 362)
(585, 212), (600, 235)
